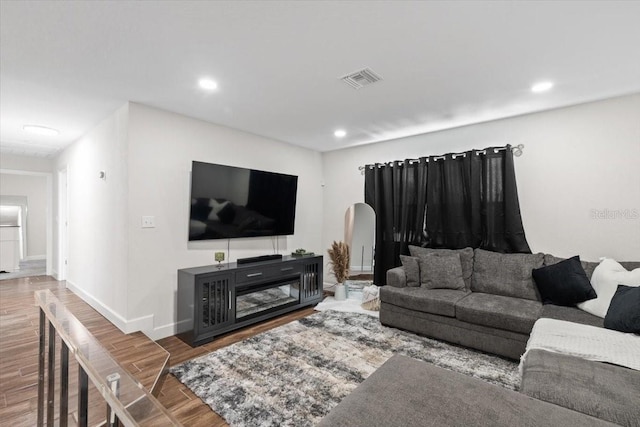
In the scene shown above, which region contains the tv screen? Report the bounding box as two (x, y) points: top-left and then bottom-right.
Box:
(189, 161), (298, 241)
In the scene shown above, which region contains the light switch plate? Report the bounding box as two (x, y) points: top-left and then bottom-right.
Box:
(141, 216), (155, 228)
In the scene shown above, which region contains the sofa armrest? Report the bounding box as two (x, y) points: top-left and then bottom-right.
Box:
(386, 267), (407, 288)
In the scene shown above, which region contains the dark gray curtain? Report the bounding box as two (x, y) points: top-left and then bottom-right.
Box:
(365, 145), (530, 284)
(364, 158), (428, 285)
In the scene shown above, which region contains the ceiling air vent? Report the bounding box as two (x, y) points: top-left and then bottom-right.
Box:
(339, 67), (383, 89)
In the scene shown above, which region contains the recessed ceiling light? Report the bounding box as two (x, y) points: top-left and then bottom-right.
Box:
(334, 129), (347, 138)
(198, 78), (218, 91)
(23, 125), (59, 136)
(531, 81), (554, 93)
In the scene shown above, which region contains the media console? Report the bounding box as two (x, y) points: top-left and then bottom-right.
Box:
(177, 255), (323, 346)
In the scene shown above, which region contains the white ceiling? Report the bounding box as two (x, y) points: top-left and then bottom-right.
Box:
(1, 1), (640, 157)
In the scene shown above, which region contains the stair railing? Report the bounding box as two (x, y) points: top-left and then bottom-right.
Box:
(35, 289), (181, 426)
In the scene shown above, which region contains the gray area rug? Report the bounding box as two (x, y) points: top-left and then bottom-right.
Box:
(171, 310), (518, 427)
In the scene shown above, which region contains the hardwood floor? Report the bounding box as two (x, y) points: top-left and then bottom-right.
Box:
(0, 276), (316, 426)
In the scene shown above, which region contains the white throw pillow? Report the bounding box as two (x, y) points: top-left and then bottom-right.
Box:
(577, 258), (640, 318)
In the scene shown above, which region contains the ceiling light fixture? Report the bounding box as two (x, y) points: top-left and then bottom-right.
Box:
(334, 129), (347, 138)
(531, 81), (554, 93)
(198, 78), (218, 91)
(23, 125), (59, 136)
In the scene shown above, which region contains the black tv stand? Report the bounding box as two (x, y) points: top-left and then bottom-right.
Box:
(237, 254), (283, 264)
(177, 255), (323, 346)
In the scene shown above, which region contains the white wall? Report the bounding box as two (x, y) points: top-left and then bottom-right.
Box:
(322, 94), (640, 278)
(54, 104), (130, 330)
(0, 153), (53, 173)
(0, 173), (48, 257)
(126, 103), (324, 339)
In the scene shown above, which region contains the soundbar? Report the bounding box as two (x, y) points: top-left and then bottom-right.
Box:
(237, 254), (283, 265)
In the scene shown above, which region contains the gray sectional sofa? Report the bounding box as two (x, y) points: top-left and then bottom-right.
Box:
(381, 247), (637, 359)
(379, 246), (640, 426)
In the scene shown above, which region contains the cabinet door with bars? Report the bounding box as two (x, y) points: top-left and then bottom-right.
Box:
(196, 273), (234, 333)
(300, 260), (323, 304)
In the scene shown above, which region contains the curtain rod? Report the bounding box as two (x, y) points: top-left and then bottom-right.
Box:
(358, 144), (524, 173)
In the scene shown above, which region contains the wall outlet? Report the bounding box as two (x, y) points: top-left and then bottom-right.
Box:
(141, 216), (155, 228)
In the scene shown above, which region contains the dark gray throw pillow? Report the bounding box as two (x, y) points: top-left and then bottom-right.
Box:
(604, 285), (640, 334)
(418, 253), (466, 290)
(409, 246), (474, 290)
(532, 256), (596, 306)
(399, 255), (421, 287)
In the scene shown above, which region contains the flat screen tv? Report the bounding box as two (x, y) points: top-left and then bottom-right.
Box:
(189, 161), (298, 241)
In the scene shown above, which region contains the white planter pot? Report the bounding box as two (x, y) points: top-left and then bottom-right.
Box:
(334, 283), (347, 300)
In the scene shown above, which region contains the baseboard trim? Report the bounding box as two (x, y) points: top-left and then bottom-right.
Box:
(24, 255), (46, 261)
(65, 280), (154, 334)
(126, 313), (155, 334)
(147, 322), (176, 341)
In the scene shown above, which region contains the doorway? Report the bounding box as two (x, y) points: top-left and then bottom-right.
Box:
(0, 169), (52, 277)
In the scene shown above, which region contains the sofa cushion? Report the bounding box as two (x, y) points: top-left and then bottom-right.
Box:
(532, 256), (596, 306)
(544, 254), (599, 280)
(620, 261), (640, 271)
(471, 249), (544, 301)
(539, 304), (603, 328)
(456, 293), (542, 334)
(604, 285), (640, 333)
(399, 255), (421, 287)
(409, 246), (474, 290)
(417, 253), (465, 290)
(380, 286), (469, 317)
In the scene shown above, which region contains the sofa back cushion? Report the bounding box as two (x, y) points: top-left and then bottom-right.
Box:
(408, 246), (474, 290)
(544, 254), (599, 280)
(472, 249), (544, 301)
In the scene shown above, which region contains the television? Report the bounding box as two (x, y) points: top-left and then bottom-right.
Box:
(188, 161), (298, 241)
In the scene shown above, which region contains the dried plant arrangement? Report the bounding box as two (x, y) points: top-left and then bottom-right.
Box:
(327, 241), (350, 284)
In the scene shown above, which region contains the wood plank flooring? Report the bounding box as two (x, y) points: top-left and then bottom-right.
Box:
(0, 276), (316, 426)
